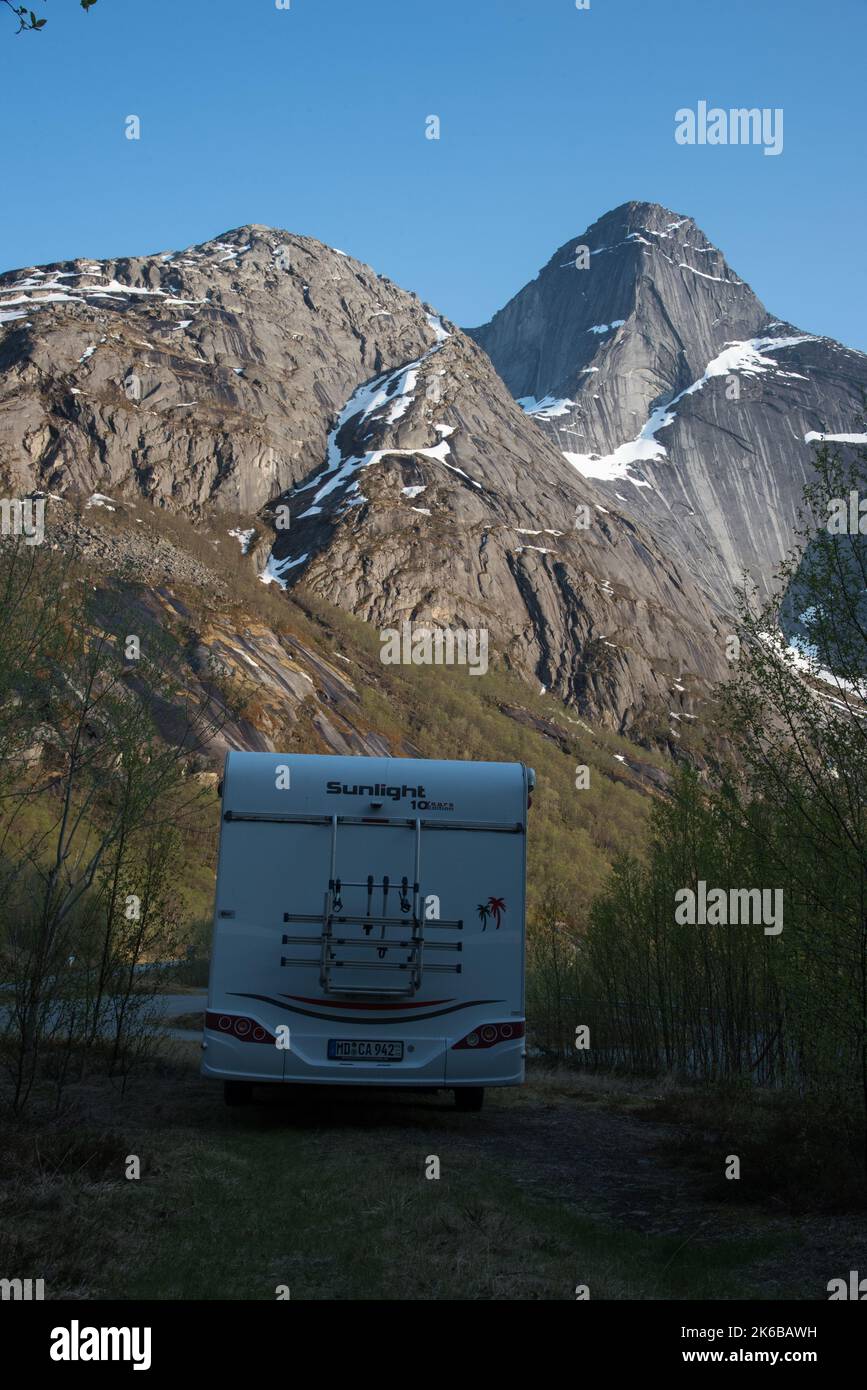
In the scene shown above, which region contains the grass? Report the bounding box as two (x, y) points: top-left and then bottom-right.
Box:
(115, 1121), (783, 1302)
(644, 1083), (867, 1214)
(1, 1052), (812, 1302)
(169, 1011), (205, 1030)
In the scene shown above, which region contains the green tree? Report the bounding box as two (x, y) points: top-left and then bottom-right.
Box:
(575, 439), (867, 1173)
(0, 538), (225, 1110)
(719, 440), (867, 1163)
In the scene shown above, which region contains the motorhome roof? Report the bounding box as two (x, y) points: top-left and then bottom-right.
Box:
(222, 752), (529, 824)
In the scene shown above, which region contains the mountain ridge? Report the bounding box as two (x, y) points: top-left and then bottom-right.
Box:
(468, 201), (867, 611)
(3, 204), (862, 738)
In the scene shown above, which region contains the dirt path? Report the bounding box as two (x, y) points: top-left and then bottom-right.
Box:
(8, 1052), (863, 1300)
(442, 1081), (867, 1299)
(169, 1052), (867, 1297)
(183, 1066), (866, 1298)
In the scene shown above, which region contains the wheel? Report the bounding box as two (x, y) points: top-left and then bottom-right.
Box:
(454, 1087), (484, 1112)
(224, 1080), (252, 1106)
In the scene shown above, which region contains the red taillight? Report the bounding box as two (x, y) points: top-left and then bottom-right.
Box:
(206, 1011), (275, 1045)
(452, 1021), (525, 1050)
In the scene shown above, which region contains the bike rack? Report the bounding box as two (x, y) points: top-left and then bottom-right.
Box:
(280, 816), (463, 996)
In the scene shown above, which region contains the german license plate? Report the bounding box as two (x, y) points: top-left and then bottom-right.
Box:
(328, 1038), (404, 1061)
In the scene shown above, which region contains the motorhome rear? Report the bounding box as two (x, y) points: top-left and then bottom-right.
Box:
(204, 753), (533, 1110)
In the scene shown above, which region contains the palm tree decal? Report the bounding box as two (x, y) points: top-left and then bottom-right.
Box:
(477, 903), (490, 931)
(487, 896), (506, 930)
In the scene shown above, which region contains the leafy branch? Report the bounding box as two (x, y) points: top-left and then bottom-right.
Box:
(2, 0), (97, 34)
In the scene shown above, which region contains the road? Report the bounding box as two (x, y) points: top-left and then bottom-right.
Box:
(0, 989), (207, 1041)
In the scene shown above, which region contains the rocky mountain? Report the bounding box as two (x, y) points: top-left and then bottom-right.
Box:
(268, 297), (731, 734)
(0, 226), (441, 513)
(5, 205), (862, 740)
(469, 201), (867, 610)
(0, 222), (733, 738)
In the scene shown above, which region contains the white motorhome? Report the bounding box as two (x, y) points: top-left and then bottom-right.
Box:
(203, 752), (533, 1111)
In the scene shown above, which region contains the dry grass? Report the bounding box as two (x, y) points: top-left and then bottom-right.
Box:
(0, 1050), (819, 1302)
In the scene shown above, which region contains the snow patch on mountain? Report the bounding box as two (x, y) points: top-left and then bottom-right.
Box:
(263, 314), (483, 582)
(260, 552), (309, 588)
(804, 431), (867, 445)
(695, 335), (817, 383)
(761, 628), (866, 704)
(563, 335), (818, 487)
(0, 268), (206, 319)
(228, 528), (256, 553)
(517, 395), (575, 419)
(678, 263), (741, 285)
(290, 315), (474, 510)
(426, 312), (449, 344)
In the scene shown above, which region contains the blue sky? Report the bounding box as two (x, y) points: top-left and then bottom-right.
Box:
(1, 0), (865, 346)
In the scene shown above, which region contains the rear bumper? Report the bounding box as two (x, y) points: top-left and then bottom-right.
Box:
(202, 1069), (524, 1090)
(201, 1032), (525, 1087)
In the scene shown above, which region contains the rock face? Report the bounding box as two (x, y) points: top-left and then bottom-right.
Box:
(6, 205), (862, 738)
(269, 313), (729, 734)
(0, 227), (441, 512)
(468, 201), (867, 608)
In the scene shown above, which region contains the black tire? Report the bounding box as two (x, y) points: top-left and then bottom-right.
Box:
(224, 1080), (252, 1106)
(454, 1087), (484, 1112)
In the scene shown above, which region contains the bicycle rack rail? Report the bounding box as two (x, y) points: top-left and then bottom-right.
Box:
(279, 816), (463, 996)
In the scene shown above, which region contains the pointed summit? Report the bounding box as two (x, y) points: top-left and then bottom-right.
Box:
(468, 202), (867, 611)
(468, 202), (766, 405)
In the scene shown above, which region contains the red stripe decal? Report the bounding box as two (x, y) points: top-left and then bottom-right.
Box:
(285, 995), (453, 1011)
